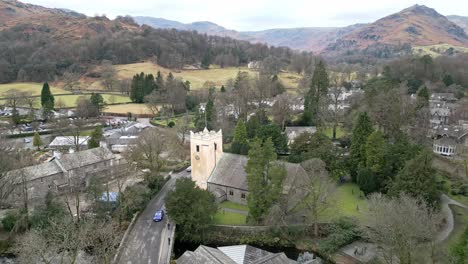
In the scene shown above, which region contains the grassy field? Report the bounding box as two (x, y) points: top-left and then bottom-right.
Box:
(320, 183), (369, 222)
(213, 210), (247, 226)
(212, 201), (249, 226)
(103, 103), (153, 115)
(85, 62), (302, 91)
(0, 82), (70, 97)
(54, 94), (131, 108)
(323, 126), (346, 139)
(151, 115), (195, 128)
(413, 44), (468, 57)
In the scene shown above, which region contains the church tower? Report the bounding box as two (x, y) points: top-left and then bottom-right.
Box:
(190, 128), (223, 189)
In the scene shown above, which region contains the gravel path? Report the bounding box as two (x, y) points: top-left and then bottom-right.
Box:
(436, 194), (468, 242)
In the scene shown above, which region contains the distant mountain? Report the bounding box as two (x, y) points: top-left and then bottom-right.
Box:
(333, 5), (468, 50)
(448, 15), (468, 33)
(133, 16), (365, 52)
(135, 5), (468, 52)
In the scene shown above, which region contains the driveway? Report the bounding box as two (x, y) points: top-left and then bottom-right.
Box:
(116, 170), (189, 264)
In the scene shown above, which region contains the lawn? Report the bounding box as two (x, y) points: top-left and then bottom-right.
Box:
(151, 115), (195, 128)
(0, 82), (70, 97)
(103, 103), (153, 115)
(219, 201), (249, 212)
(321, 183), (369, 222)
(54, 94), (131, 108)
(323, 126), (346, 139)
(213, 210), (247, 226)
(84, 62), (302, 91)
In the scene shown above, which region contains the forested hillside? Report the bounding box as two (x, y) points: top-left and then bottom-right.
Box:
(0, 0), (302, 84)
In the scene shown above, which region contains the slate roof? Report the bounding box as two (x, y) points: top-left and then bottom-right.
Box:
(176, 245), (296, 264)
(59, 147), (113, 170)
(208, 153), (248, 190)
(49, 136), (89, 147)
(5, 160), (62, 183)
(208, 153), (308, 197)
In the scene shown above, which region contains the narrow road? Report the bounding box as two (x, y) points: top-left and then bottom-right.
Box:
(116, 170), (189, 264)
(436, 194), (468, 242)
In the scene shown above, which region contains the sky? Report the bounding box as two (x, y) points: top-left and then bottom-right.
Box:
(22, 0), (468, 31)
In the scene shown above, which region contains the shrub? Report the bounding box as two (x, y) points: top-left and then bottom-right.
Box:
(168, 121), (175, 128)
(319, 217), (361, 254)
(1, 211), (19, 232)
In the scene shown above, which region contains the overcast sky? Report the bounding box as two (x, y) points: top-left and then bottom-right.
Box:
(22, 0), (468, 31)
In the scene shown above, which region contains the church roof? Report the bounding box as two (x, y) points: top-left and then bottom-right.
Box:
(208, 153), (308, 196)
(208, 153), (248, 190)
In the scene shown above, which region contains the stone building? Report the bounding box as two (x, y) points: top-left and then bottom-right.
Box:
(190, 129), (309, 206)
(176, 244), (296, 264)
(3, 147), (125, 208)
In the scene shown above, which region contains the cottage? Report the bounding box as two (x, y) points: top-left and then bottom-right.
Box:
(432, 125), (468, 157)
(190, 129), (310, 206)
(3, 147), (121, 207)
(104, 121), (148, 153)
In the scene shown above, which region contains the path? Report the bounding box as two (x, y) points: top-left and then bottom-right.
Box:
(436, 194), (468, 242)
(115, 170), (189, 264)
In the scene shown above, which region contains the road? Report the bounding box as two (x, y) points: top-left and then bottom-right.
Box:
(116, 170), (189, 264)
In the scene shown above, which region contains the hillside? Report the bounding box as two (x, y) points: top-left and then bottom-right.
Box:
(136, 5), (468, 52)
(134, 16), (364, 52)
(448, 15), (468, 32)
(0, 0), (140, 39)
(332, 5), (468, 50)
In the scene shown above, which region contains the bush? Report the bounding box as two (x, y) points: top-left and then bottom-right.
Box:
(1, 211), (19, 232)
(168, 121), (175, 128)
(319, 217), (361, 254)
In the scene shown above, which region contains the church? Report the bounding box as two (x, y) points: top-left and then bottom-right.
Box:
(190, 128), (309, 206)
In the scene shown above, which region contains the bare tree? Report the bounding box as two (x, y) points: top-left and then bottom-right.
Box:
(144, 90), (162, 116)
(365, 193), (442, 264)
(175, 113), (192, 145)
(62, 71), (81, 91)
(101, 60), (117, 91)
(300, 158), (336, 237)
(328, 75), (345, 140)
(272, 93), (292, 130)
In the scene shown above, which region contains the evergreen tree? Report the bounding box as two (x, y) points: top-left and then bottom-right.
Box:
(33, 132), (43, 150)
(41, 82), (55, 118)
(90, 93), (105, 114)
(201, 51), (211, 69)
(257, 124), (288, 154)
(442, 74), (454, 87)
(365, 131), (386, 174)
(88, 126), (103, 149)
(357, 167), (376, 195)
(390, 151), (438, 206)
(231, 120), (249, 155)
(156, 71), (165, 90)
(304, 60), (329, 125)
(246, 138), (285, 222)
(220, 85), (226, 92)
(205, 96), (215, 130)
(349, 112), (373, 181)
(416, 86), (430, 109)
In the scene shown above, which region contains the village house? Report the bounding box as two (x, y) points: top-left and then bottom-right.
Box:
(103, 121), (149, 153)
(432, 125), (468, 157)
(48, 136), (90, 151)
(2, 147), (125, 208)
(190, 129), (310, 206)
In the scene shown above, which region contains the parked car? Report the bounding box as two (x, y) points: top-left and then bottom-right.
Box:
(153, 210), (164, 222)
(186, 166), (192, 172)
(24, 138), (31, 143)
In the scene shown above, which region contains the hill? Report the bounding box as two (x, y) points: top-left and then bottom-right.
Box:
(332, 5), (468, 50)
(136, 5), (468, 53)
(448, 15), (468, 32)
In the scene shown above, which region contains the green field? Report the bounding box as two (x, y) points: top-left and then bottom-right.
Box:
(213, 210), (247, 226)
(103, 103), (153, 114)
(84, 62), (302, 91)
(0, 82), (70, 97)
(219, 201), (249, 211)
(54, 94), (131, 108)
(323, 126), (346, 139)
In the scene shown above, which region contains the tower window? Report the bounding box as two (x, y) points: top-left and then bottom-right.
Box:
(214, 143), (217, 150)
(229, 190), (234, 196)
(196, 145), (200, 152)
(241, 193), (246, 199)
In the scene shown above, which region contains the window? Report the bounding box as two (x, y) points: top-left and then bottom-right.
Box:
(229, 190), (234, 196)
(241, 193), (246, 199)
(214, 143), (217, 150)
(196, 145), (200, 152)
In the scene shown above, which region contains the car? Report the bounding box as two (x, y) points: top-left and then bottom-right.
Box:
(186, 166), (192, 172)
(24, 138), (31, 143)
(153, 210), (164, 222)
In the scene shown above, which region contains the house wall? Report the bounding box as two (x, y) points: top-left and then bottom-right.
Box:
(208, 183), (248, 205)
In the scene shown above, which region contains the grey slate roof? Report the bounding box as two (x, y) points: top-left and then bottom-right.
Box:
(59, 147), (113, 171)
(208, 153), (309, 196)
(208, 153), (248, 190)
(6, 160), (62, 183)
(176, 245), (296, 264)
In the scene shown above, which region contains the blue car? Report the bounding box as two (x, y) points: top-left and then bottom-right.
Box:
(153, 210), (164, 222)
